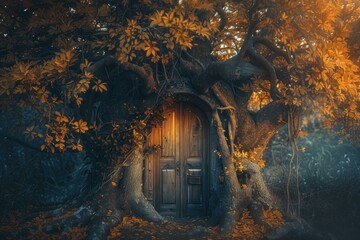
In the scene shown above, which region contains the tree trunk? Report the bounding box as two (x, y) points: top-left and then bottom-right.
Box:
(210, 110), (242, 233)
(119, 143), (164, 222)
(86, 143), (163, 239)
(209, 105), (280, 234)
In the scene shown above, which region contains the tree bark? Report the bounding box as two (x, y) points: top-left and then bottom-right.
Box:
(210, 109), (242, 233)
(119, 143), (164, 222)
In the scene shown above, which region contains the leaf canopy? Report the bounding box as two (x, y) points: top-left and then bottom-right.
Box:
(0, 0), (359, 150)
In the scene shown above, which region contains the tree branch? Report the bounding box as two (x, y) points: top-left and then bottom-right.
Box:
(88, 56), (157, 96)
(191, 61), (265, 93)
(247, 39), (283, 100)
(215, 4), (227, 32)
(183, 51), (205, 71)
(234, 101), (289, 152)
(212, 85), (237, 155)
(119, 62), (157, 95)
(253, 37), (292, 63)
(255, 102), (288, 129)
(234, 20), (258, 63)
(191, 17), (261, 94)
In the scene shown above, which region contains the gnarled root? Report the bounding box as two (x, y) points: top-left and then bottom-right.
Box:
(127, 196), (164, 222)
(209, 158), (276, 235)
(86, 209), (123, 240)
(43, 204), (96, 234)
(120, 144), (164, 223)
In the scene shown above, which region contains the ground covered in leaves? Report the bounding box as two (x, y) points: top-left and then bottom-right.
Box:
(0, 208), (284, 240)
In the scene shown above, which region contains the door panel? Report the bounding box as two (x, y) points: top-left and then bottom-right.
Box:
(161, 166), (176, 204)
(187, 168), (202, 204)
(186, 109), (202, 157)
(159, 110), (178, 214)
(147, 103), (208, 217)
(184, 107), (204, 212)
(161, 111), (176, 157)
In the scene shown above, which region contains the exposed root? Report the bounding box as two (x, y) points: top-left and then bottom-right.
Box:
(86, 209), (123, 240)
(120, 144), (164, 223)
(42, 205), (95, 234)
(219, 208), (240, 234)
(209, 155), (277, 235)
(128, 196), (164, 222)
(243, 159), (275, 209)
(249, 202), (271, 228)
(0, 205), (95, 239)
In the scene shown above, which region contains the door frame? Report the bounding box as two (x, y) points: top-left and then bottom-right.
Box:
(145, 102), (210, 217)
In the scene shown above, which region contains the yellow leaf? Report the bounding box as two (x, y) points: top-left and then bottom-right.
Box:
(301, 146), (306, 153)
(76, 79), (90, 93)
(80, 59), (91, 72)
(149, 10), (164, 27)
(111, 181), (117, 187)
(55, 111), (69, 123)
(71, 139), (83, 151)
(72, 119), (89, 133)
(258, 159), (266, 168)
(92, 80), (108, 92)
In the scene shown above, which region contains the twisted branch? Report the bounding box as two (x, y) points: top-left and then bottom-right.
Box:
(253, 37), (292, 63)
(212, 85), (237, 155)
(247, 39), (283, 100)
(119, 62), (157, 95)
(216, 4), (228, 32)
(88, 56), (157, 96)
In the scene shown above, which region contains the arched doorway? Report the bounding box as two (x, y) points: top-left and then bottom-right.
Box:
(143, 102), (209, 217)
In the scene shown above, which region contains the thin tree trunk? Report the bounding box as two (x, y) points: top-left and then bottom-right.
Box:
(210, 110), (242, 233)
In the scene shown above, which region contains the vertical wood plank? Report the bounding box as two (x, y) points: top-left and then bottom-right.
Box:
(161, 111), (175, 157)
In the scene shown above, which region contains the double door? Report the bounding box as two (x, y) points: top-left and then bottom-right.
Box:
(145, 103), (208, 217)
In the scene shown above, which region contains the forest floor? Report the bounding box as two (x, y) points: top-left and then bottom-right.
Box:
(0, 208), (285, 240)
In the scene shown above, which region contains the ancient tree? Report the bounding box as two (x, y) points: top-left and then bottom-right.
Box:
(0, 0), (359, 239)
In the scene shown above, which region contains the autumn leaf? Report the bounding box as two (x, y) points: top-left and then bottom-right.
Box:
(71, 139), (83, 151)
(237, 163), (244, 172)
(76, 79), (90, 93)
(55, 142), (65, 151)
(24, 126), (38, 139)
(92, 80), (108, 92)
(55, 111), (69, 123)
(74, 96), (83, 106)
(149, 10), (164, 27)
(258, 159), (266, 168)
(72, 119), (89, 133)
(301, 146), (306, 153)
(80, 59), (91, 72)
(40, 144), (46, 151)
(142, 41), (160, 57)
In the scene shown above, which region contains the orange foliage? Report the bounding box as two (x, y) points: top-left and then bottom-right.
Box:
(0, 0), (359, 151)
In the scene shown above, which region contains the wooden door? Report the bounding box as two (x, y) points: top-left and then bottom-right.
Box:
(145, 103), (208, 217)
